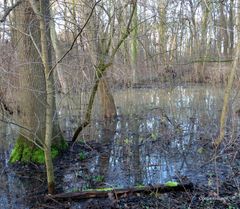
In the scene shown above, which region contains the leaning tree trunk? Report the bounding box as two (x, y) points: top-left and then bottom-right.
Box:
(215, 0), (240, 147)
(10, 0), (66, 167)
(72, 0), (137, 142)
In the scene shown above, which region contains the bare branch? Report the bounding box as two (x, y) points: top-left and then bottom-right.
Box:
(47, 0), (102, 79)
(0, 118), (44, 150)
(0, 0), (22, 23)
(71, 0), (138, 143)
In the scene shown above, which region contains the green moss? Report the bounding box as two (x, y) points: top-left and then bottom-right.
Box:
(136, 185), (145, 188)
(51, 147), (59, 159)
(31, 149), (45, 164)
(10, 134), (66, 164)
(10, 135), (34, 163)
(31, 148), (59, 164)
(164, 181), (178, 187)
(95, 187), (114, 191)
(85, 187), (115, 192)
(9, 140), (23, 163)
(21, 145), (33, 162)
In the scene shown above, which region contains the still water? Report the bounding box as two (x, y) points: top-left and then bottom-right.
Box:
(0, 85), (239, 208)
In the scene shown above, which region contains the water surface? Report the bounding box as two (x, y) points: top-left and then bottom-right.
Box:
(1, 84), (239, 208)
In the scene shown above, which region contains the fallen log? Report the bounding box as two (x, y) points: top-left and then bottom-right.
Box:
(49, 182), (194, 200)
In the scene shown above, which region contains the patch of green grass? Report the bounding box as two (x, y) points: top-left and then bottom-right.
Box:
(31, 147), (59, 164)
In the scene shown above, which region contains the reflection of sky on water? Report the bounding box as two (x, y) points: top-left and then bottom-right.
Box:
(1, 84), (238, 205)
(78, 85), (229, 188)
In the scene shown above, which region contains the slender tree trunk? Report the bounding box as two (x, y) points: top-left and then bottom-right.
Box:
(229, 0), (234, 56)
(220, 3), (229, 56)
(199, 0), (210, 82)
(131, 3), (138, 84)
(215, 0), (240, 146)
(37, 0), (56, 194)
(83, 0), (116, 119)
(30, 0), (66, 194)
(158, 0), (167, 66)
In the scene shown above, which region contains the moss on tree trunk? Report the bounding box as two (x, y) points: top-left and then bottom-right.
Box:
(10, 134), (67, 164)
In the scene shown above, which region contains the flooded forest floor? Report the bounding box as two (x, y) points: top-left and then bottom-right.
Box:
(5, 138), (240, 209)
(1, 84), (240, 208)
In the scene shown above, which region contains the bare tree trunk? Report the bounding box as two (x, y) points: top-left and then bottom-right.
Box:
(158, 0), (167, 66)
(229, 0), (234, 56)
(50, 12), (68, 94)
(99, 77), (116, 118)
(32, 0), (56, 194)
(220, 3), (229, 56)
(26, 0), (65, 194)
(215, 0), (240, 146)
(10, 0), (47, 163)
(199, 0), (210, 82)
(131, 2), (138, 84)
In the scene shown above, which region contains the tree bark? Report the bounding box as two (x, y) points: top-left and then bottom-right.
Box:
(10, 0), (66, 195)
(31, 0), (56, 194)
(220, 3), (229, 56)
(10, 0), (46, 163)
(50, 11), (68, 94)
(215, 0), (240, 146)
(131, 2), (138, 84)
(99, 77), (116, 118)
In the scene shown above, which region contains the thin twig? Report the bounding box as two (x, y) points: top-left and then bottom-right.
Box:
(0, 0), (22, 23)
(47, 0), (102, 79)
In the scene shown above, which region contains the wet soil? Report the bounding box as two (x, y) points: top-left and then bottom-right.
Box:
(4, 137), (240, 209)
(52, 140), (240, 209)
